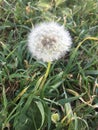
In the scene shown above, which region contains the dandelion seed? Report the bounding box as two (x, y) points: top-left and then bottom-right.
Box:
(27, 22), (72, 62)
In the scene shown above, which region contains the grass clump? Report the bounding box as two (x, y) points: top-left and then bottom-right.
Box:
(0, 0), (98, 130)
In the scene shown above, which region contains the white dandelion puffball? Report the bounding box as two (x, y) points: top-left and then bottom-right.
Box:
(28, 22), (72, 62)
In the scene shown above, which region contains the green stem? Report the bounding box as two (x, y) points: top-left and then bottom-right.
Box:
(40, 62), (51, 89)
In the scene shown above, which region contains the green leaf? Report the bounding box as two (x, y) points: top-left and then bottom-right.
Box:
(85, 70), (98, 75)
(55, 0), (65, 7)
(38, 0), (51, 10)
(2, 85), (8, 111)
(58, 93), (84, 105)
(35, 101), (45, 129)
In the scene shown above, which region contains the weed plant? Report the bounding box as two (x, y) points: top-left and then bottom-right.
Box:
(0, 0), (98, 130)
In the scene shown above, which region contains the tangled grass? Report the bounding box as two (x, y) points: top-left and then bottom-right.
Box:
(0, 0), (98, 130)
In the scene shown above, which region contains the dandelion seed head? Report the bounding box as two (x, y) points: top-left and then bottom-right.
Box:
(28, 22), (72, 62)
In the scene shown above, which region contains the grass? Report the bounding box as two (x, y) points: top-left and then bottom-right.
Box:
(0, 0), (98, 130)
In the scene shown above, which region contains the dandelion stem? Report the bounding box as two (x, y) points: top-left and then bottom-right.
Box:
(45, 62), (51, 79)
(40, 62), (51, 89)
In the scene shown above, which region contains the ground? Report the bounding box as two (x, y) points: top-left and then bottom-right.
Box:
(0, 0), (98, 130)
